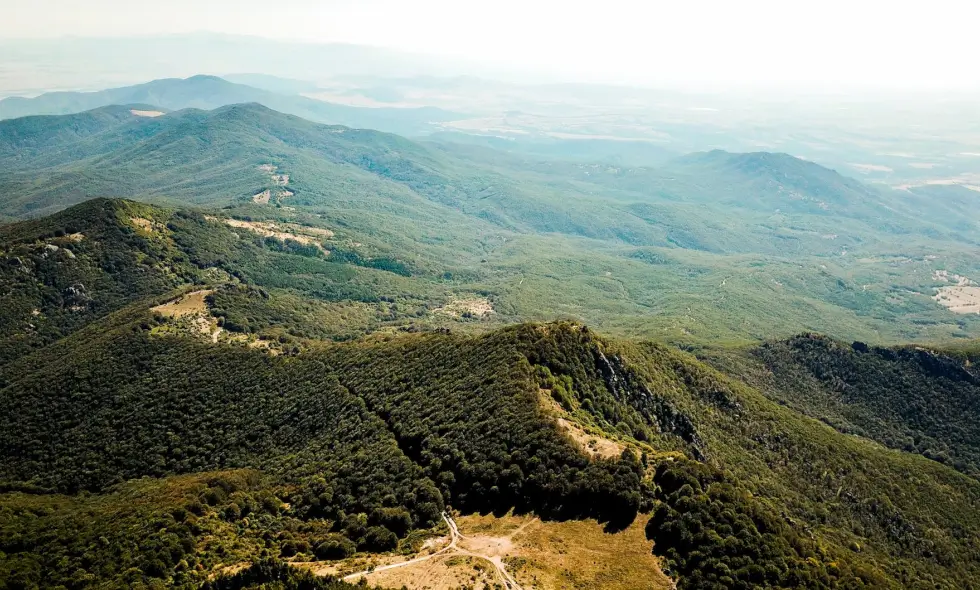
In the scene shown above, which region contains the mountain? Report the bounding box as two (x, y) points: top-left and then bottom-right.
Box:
(222, 73), (322, 95)
(666, 150), (888, 211)
(1, 202), (979, 587)
(0, 33), (478, 96)
(0, 75), (463, 136)
(0, 197), (461, 369)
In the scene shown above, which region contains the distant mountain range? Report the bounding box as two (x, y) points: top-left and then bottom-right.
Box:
(0, 75), (463, 136)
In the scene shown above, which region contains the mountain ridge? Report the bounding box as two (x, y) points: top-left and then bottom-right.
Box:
(0, 75), (463, 136)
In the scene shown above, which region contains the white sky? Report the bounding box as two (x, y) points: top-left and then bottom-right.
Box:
(2, 0), (979, 89)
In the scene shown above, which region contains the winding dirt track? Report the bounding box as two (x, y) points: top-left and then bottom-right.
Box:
(343, 512), (524, 589)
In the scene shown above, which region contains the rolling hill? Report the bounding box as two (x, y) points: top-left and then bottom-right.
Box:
(2, 103), (980, 345)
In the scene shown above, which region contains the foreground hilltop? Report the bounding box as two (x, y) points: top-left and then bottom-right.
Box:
(1, 200), (979, 589)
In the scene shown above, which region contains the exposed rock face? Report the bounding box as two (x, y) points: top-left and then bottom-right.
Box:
(594, 348), (709, 461)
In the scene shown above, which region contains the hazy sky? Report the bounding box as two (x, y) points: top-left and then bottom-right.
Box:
(3, 0), (979, 89)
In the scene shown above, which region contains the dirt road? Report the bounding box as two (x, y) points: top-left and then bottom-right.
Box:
(343, 512), (524, 589)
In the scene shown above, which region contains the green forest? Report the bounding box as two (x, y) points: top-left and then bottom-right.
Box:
(3, 93), (980, 590)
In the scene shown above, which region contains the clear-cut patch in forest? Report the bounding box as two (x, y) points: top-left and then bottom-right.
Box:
(130, 216), (166, 233)
(129, 109), (165, 117)
(435, 297), (494, 318)
(209, 216), (332, 253)
(539, 389), (626, 460)
(935, 285), (980, 314)
(151, 290), (212, 317)
(297, 513), (669, 590)
(253, 164), (294, 205)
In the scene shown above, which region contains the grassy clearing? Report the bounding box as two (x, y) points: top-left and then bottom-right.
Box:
(459, 514), (673, 590)
(151, 289), (212, 318)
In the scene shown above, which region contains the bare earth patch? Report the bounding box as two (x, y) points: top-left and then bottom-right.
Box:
(540, 390), (625, 460)
(211, 217), (332, 253)
(151, 290), (212, 318)
(253, 165), (294, 205)
(935, 286), (980, 314)
(933, 269), (975, 286)
(130, 217), (167, 233)
(130, 109), (165, 117)
(435, 297), (494, 318)
(358, 555), (498, 590)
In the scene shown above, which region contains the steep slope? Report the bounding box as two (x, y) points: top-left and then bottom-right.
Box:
(0, 310), (652, 588)
(512, 325), (980, 588)
(750, 334), (980, 477)
(0, 199), (189, 365)
(0, 75), (461, 136)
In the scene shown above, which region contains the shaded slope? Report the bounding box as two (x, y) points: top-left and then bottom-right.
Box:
(752, 334), (980, 477)
(518, 325), (980, 589)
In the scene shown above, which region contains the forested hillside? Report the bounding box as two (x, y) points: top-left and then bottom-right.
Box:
(3, 300), (980, 588)
(0, 198), (445, 367)
(749, 334), (980, 477)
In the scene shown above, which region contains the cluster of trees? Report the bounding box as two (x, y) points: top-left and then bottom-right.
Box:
(648, 458), (887, 589)
(0, 470), (395, 589)
(5, 309), (980, 588)
(201, 559), (376, 590)
(523, 324), (980, 588)
(0, 198), (415, 370)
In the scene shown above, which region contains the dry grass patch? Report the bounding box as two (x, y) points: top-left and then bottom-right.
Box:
(458, 514), (671, 590)
(130, 109), (165, 117)
(151, 290), (212, 318)
(302, 512), (670, 590)
(435, 297), (494, 318)
(935, 286), (980, 314)
(214, 218), (332, 253)
(252, 190), (271, 205)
